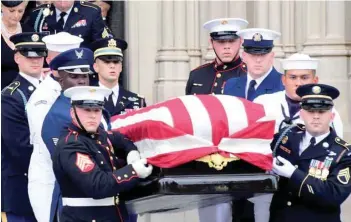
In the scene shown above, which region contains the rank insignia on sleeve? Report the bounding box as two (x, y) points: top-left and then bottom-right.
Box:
(75, 153), (95, 173)
(337, 168), (350, 185)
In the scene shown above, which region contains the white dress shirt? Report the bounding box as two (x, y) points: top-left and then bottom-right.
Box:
(299, 131), (330, 155)
(245, 67), (273, 98)
(55, 6), (73, 28)
(99, 82), (119, 105)
(19, 72), (41, 88)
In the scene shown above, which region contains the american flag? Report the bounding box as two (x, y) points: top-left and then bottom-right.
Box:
(110, 95), (275, 170)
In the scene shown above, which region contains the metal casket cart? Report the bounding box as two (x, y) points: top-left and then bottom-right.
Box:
(123, 154), (278, 214)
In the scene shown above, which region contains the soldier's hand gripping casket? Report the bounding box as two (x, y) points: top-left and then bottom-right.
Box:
(132, 158), (153, 179)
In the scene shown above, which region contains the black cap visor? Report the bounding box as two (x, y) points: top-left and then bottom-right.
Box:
(17, 49), (47, 58)
(210, 31), (239, 40)
(97, 55), (123, 63)
(63, 68), (91, 74)
(301, 99), (334, 111)
(72, 100), (104, 109)
(244, 47), (272, 55)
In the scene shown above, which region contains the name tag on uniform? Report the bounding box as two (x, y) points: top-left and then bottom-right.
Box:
(71, 19), (87, 28)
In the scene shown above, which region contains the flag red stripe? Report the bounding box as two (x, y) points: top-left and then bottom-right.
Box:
(197, 95), (229, 145)
(237, 98), (266, 125)
(229, 120), (275, 139)
(111, 98), (193, 135)
(114, 120), (187, 141)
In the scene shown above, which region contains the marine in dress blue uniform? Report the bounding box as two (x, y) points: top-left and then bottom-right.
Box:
(1, 32), (47, 222)
(40, 47), (94, 221)
(223, 28), (284, 101)
(25, 1), (113, 48)
(52, 86), (153, 222)
(270, 84), (351, 222)
(185, 18), (248, 95)
(91, 38), (146, 116)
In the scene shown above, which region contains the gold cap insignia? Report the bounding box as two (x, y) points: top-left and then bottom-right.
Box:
(43, 8), (50, 17)
(221, 20), (228, 25)
(108, 39), (117, 48)
(253, 33), (262, 42)
(31, 34), (39, 42)
(312, 86), (321, 94)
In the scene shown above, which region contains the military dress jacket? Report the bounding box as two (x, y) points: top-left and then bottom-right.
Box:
(1, 75), (37, 215)
(185, 57), (247, 95)
(52, 124), (141, 222)
(270, 125), (351, 222)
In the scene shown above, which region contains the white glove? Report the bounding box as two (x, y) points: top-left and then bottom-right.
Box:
(127, 150), (141, 164)
(272, 156), (297, 178)
(132, 158), (153, 179)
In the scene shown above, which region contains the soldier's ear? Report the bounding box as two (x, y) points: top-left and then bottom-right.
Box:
(93, 62), (99, 73)
(14, 52), (21, 65)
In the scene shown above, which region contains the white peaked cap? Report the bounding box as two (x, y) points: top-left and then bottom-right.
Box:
(281, 53), (319, 70)
(43, 32), (83, 53)
(203, 18), (249, 33)
(236, 28), (281, 40)
(64, 86), (111, 103)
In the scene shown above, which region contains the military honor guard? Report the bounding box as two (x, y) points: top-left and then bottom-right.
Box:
(223, 28), (284, 101)
(185, 18), (248, 95)
(52, 86), (153, 221)
(1, 32), (47, 222)
(254, 53), (343, 136)
(26, 0), (113, 48)
(91, 37), (146, 117)
(28, 46), (92, 222)
(270, 84), (351, 222)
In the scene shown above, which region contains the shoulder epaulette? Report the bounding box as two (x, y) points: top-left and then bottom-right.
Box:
(65, 129), (79, 143)
(191, 61), (213, 72)
(335, 137), (350, 151)
(80, 1), (99, 10)
(32, 3), (50, 12)
(2, 81), (20, 95)
(295, 123), (306, 131)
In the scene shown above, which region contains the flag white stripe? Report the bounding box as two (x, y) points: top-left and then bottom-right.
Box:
(218, 138), (272, 155)
(135, 135), (214, 158)
(216, 96), (249, 135)
(111, 106), (174, 129)
(179, 96), (213, 142)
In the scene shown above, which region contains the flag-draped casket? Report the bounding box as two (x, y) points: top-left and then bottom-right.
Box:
(111, 95), (278, 214)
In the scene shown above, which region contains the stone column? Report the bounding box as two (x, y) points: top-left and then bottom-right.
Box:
(187, 1), (202, 70)
(154, 1), (190, 102)
(301, 1), (350, 141)
(281, 1), (296, 56)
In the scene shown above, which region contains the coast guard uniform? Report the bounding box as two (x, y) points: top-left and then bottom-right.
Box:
(223, 28), (284, 101)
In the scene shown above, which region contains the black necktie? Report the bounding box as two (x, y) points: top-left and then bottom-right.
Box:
(247, 80), (257, 101)
(57, 12), (67, 31)
(107, 92), (114, 106)
(310, 137), (316, 146)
